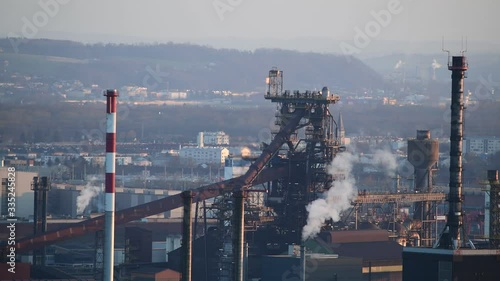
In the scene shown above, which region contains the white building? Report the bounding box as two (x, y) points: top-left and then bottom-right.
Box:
(179, 147), (229, 165)
(198, 131), (230, 146)
(0, 167), (38, 219)
(166, 91), (187, 99)
(464, 137), (500, 155)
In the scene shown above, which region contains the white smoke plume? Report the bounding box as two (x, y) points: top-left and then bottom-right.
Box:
(372, 149), (398, 176)
(394, 60), (404, 70)
(302, 152), (358, 241)
(76, 178), (102, 214)
(431, 59), (442, 80)
(431, 59), (442, 69)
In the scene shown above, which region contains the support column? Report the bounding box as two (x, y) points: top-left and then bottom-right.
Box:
(233, 190), (246, 281)
(181, 191), (193, 281)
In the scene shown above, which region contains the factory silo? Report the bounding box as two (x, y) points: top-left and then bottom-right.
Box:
(408, 130), (439, 246)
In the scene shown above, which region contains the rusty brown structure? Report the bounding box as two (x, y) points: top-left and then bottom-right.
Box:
(407, 130), (439, 247)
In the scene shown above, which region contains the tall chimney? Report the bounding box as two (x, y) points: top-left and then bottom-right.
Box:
(233, 190), (246, 281)
(181, 191), (193, 281)
(437, 55), (467, 249)
(104, 89), (118, 281)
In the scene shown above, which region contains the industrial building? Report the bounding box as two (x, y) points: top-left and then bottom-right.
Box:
(0, 167), (38, 219)
(48, 183), (195, 218)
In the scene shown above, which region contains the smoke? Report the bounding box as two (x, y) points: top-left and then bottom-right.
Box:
(302, 152), (358, 241)
(394, 60), (404, 70)
(431, 59), (442, 70)
(431, 59), (442, 80)
(76, 178), (102, 214)
(372, 149), (398, 176)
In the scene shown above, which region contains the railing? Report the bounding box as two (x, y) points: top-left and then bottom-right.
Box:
(354, 192), (446, 204)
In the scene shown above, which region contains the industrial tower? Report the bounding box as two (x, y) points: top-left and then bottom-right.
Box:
(436, 55), (469, 250)
(265, 67), (342, 244)
(407, 130), (439, 247)
(207, 67), (343, 281)
(403, 54), (500, 281)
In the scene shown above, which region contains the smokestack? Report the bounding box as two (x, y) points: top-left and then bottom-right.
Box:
(32, 176), (50, 265)
(104, 89), (118, 281)
(437, 55), (467, 249)
(233, 190), (246, 281)
(181, 191), (193, 281)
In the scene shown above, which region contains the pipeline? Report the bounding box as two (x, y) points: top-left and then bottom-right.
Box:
(181, 191), (193, 281)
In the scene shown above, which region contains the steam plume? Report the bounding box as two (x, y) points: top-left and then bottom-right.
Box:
(302, 152), (358, 240)
(372, 149), (398, 176)
(394, 60), (404, 70)
(76, 178), (102, 214)
(431, 59), (442, 70)
(431, 59), (442, 80)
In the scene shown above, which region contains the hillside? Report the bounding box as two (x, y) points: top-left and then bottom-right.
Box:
(0, 38), (384, 91)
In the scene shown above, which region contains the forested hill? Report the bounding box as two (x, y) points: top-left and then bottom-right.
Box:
(0, 38), (383, 91)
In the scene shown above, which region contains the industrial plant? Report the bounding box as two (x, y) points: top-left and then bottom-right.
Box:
(1, 56), (500, 281)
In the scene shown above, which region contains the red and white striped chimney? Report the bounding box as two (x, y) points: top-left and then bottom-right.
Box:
(104, 89), (118, 281)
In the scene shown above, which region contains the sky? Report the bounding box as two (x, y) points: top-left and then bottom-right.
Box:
(1, 0), (499, 54)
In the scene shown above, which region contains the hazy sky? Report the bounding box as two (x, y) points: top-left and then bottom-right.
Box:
(1, 0), (499, 53)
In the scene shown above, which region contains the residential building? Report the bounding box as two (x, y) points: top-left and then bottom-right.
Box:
(464, 137), (500, 155)
(179, 147), (229, 165)
(198, 131), (230, 146)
